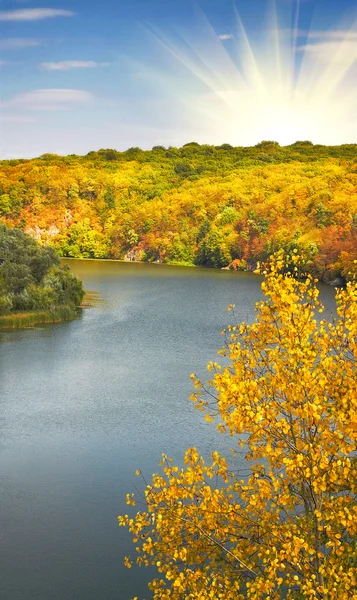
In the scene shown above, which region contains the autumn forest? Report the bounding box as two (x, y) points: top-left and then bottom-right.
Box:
(1, 140), (357, 281)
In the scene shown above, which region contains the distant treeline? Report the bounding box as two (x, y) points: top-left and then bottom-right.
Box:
(0, 224), (84, 321)
(1, 141), (357, 280)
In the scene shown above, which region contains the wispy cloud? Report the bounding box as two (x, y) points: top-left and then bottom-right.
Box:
(4, 89), (94, 111)
(301, 41), (357, 53)
(272, 28), (357, 41)
(40, 60), (109, 71)
(307, 30), (357, 40)
(284, 27), (357, 63)
(0, 115), (36, 123)
(297, 29), (357, 61)
(0, 38), (40, 49)
(0, 8), (74, 21)
(218, 34), (234, 41)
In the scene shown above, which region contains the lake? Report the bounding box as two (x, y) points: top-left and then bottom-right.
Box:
(0, 260), (337, 600)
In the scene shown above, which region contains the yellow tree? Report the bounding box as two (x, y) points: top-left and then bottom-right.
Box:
(119, 251), (357, 599)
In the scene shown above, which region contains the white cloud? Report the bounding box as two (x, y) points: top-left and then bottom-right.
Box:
(4, 89), (94, 111)
(0, 115), (36, 122)
(302, 41), (357, 52)
(218, 33), (234, 41)
(40, 60), (108, 71)
(298, 39), (357, 62)
(307, 30), (357, 41)
(296, 29), (357, 60)
(0, 38), (40, 49)
(0, 8), (74, 21)
(272, 28), (357, 42)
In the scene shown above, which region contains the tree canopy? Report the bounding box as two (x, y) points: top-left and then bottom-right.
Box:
(1, 143), (357, 279)
(119, 252), (357, 599)
(0, 224), (84, 315)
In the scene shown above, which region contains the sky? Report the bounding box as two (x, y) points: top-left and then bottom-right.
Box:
(1, 0), (357, 158)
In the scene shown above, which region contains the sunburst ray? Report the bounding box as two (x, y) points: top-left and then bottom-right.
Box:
(133, 0), (357, 146)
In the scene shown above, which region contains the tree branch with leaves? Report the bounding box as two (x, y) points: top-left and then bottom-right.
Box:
(119, 251), (357, 599)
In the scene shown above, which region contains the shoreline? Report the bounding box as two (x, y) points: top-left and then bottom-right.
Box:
(60, 256), (251, 272)
(60, 256), (341, 284)
(0, 305), (80, 330)
(61, 256), (196, 267)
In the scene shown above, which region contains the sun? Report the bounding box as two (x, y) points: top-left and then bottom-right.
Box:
(142, 1), (357, 146)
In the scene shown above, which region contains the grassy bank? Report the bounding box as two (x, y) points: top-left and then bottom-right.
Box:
(0, 305), (80, 329)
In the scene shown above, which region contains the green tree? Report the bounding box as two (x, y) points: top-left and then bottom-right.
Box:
(61, 219), (109, 258)
(0, 224), (84, 316)
(196, 228), (232, 267)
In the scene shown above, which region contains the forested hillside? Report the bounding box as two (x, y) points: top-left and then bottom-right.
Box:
(1, 141), (357, 280)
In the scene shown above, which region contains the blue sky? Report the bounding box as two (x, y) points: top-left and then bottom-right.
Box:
(1, 0), (357, 158)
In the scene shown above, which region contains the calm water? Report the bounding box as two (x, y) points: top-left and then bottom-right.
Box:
(0, 261), (336, 600)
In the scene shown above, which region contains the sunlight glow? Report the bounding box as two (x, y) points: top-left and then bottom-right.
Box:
(143, 1), (357, 146)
